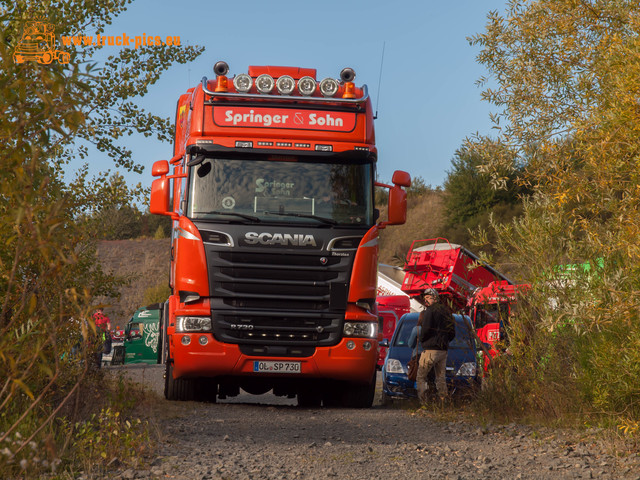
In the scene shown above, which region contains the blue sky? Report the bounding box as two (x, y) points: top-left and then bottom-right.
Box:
(76, 0), (506, 193)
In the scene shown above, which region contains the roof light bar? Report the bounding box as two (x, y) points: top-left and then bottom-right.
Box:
(204, 62), (368, 104)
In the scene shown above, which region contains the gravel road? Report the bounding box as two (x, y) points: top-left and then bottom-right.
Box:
(107, 365), (640, 480)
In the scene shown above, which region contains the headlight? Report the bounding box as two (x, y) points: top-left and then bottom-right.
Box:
(298, 76), (317, 96)
(343, 321), (377, 338)
(456, 362), (477, 377)
(385, 358), (404, 374)
(176, 316), (212, 332)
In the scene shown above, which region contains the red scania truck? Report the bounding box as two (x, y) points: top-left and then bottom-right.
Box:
(150, 61), (410, 407)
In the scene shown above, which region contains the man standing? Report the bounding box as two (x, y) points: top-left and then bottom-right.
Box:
(416, 288), (455, 404)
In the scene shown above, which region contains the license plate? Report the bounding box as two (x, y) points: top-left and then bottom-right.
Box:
(253, 361), (301, 374)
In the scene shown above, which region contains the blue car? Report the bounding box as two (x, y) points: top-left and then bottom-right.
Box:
(381, 312), (481, 404)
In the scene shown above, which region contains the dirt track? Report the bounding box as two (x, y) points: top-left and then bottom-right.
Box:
(103, 365), (640, 480)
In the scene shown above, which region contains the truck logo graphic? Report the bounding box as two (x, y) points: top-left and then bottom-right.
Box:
(13, 21), (70, 65)
(243, 231), (317, 247)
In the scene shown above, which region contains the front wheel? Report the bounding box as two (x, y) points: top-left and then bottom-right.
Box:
(164, 362), (196, 401)
(298, 388), (322, 408)
(334, 371), (377, 408)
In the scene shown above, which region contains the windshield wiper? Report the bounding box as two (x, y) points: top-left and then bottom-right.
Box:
(263, 211), (337, 225)
(194, 211), (261, 222)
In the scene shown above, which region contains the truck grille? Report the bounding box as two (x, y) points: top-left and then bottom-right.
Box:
(204, 248), (355, 349)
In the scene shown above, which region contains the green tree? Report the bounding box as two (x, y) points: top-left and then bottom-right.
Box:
(469, 0), (640, 423)
(0, 1), (203, 476)
(143, 282), (171, 305)
(441, 138), (527, 264)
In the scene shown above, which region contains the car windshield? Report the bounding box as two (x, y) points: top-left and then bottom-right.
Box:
(393, 318), (419, 347)
(187, 155), (374, 226)
(393, 315), (476, 350)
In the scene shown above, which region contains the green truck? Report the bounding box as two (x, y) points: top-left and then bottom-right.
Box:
(124, 303), (163, 364)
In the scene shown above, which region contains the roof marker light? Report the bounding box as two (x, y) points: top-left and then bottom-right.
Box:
(233, 73), (252, 93)
(319, 78), (339, 97)
(256, 74), (275, 94)
(276, 75), (295, 95)
(298, 76), (317, 96)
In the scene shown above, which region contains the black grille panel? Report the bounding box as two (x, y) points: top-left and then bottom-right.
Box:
(213, 311), (342, 345)
(203, 243), (358, 350)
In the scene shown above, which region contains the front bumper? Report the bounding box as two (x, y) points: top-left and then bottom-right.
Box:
(170, 332), (378, 383)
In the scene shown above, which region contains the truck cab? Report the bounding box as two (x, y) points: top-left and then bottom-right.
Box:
(124, 304), (162, 364)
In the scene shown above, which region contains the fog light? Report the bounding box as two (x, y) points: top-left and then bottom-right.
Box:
(346, 340), (355, 350)
(276, 75), (295, 95)
(181, 335), (191, 346)
(363, 341), (372, 351)
(199, 335), (208, 346)
(256, 74), (275, 94)
(319, 77), (339, 97)
(298, 76), (316, 96)
(233, 73), (252, 92)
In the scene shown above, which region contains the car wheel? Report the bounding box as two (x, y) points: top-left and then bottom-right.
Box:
(381, 391), (394, 407)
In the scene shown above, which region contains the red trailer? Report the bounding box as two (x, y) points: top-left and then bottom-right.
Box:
(400, 238), (531, 373)
(375, 295), (410, 368)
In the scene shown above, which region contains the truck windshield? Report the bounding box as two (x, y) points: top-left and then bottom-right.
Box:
(187, 156), (374, 226)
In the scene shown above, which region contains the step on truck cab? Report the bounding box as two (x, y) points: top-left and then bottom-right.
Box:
(150, 61), (411, 407)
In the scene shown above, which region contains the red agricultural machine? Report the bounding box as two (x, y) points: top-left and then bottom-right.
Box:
(400, 238), (529, 363)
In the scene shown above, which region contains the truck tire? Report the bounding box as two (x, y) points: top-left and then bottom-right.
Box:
(165, 362), (196, 401)
(195, 378), (218, 403)
(157, 302), (168, 365)
(297, 390), (322, 408)
(341, 370), (377, 408)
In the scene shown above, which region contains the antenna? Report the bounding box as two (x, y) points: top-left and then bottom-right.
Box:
(374, 41), (386, 120)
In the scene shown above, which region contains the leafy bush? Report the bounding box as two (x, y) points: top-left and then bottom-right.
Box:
(468, 0), (640, 427)
(143, 283), (171, 306)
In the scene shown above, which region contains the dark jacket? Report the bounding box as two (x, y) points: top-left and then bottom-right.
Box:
(418, 302), (455, 351)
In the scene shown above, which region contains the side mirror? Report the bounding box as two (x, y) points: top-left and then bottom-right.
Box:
(150, 176), (172, 216)
(150, 160), (175, 218)
(392, 170), (411, 188)
(379, 338), (389, 348)
(152, 160), (169, 177)
(387, 185), (407, 226)
(375, 170), (411, 228)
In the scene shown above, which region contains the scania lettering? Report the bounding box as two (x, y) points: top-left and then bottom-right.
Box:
(244, 232), (317, 247)
(150, 61), (411, 407)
